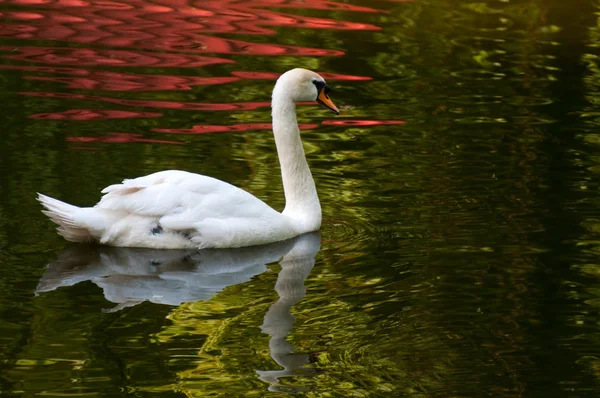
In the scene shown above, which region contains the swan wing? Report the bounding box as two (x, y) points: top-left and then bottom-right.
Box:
(97, 170), (273, 218)
(95, 170), (292, 248)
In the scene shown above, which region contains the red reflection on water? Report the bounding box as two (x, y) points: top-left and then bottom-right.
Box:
(2, 64), (371, 83)
(0, 64), (87, 74)
(0, 65), (239, 90)
(0, 46), (234, 67)
(19, 92), (304, 111)
(26, 74), (238, 91)
(30, 109), (162, 120)
(0, 0), (383, 129)
(0, 0), (382, 56)
(231, 71), (372, 81)
(318, 72), (373, 81)
(1, 0), (381, 40)
(153, 123), (318, 134)
(321, 120), (406, 126)
(239, 0), (381, 13)
(67, 132), (182, 145)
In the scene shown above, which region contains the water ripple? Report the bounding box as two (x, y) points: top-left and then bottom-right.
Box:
(0, 46), (235, 67)
(0, 64), (240, 90)
(152, 123), (319, 135)
(322, 119), (405, 126)
(0, 0), (382, 55)
(67, 132), (182, 145)
(19, 92), (274, 111)
(30, 109), (162, 120)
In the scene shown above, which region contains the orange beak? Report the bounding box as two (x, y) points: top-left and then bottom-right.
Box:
(317, 85), (339, 115)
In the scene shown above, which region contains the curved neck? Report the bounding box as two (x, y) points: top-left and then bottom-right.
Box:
(271, 96), (321, 230)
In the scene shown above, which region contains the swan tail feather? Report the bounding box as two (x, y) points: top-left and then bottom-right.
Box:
(37, 193), (92, 242)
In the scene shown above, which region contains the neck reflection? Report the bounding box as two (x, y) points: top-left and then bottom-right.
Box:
(257, 232), (321, 393)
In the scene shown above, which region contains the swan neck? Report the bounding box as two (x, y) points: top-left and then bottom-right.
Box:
(271, 97), (321, 229)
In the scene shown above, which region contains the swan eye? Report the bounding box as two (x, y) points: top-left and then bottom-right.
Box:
(312, 80), (325, 92)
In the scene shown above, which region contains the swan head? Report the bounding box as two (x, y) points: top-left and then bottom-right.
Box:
(273, 68), (339, 115)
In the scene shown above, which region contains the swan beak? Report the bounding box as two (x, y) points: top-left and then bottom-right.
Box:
(317, 86), (339, 115)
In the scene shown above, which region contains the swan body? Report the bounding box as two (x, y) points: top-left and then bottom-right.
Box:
(38, 68), (339, 249)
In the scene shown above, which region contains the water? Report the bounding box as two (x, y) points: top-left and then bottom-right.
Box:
(1, 0), (600, 396)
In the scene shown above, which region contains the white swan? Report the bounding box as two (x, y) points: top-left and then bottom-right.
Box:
(37, 68), (339, 249)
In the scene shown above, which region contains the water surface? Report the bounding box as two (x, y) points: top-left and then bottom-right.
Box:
(1, 0), (600, 396)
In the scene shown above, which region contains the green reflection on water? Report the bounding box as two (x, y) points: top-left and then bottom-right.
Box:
(2, 0), (600, 396)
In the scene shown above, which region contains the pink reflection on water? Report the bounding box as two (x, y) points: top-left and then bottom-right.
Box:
(318, 72), (373, 81)
(321, 120), (406, 126)
(30, 109), (162, 120)
(19, 92), (307, 111)
(0, 0), (386, 132)
(0, 65), (239, 91)
(0, 0), (381, 43)
(0, 46), (234, 67)
(0, 20), (344, 55)
(153, 123), (318, 134)
(3, 65), (372, 83)
(236, 0), (381, 13)
(0, 0), (367, 57)
(137, 36), (344, 56)
(67, 132), (183, 145)
(231, 71), (372, 81)
(26, 74), (238, 91)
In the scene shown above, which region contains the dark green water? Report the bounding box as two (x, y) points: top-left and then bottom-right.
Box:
(2, 0), (600, 396)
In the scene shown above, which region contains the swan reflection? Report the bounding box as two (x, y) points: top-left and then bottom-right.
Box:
(37, 232), (321, 390)
(37, 236), (305, 310)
